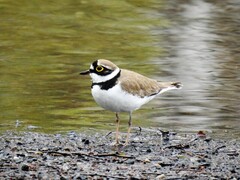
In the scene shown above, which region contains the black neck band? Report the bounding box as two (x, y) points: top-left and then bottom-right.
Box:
(91, 70), (121, 90)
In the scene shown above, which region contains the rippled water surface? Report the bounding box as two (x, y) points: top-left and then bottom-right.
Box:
(0, 0), (239, 138)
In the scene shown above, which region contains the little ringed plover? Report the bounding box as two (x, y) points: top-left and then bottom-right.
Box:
(80, 59), (182, 145)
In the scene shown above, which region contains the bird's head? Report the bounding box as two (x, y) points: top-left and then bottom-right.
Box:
(80, 59), (120, 83)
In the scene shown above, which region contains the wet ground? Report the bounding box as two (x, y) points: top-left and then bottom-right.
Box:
(0, 129), (239, 179)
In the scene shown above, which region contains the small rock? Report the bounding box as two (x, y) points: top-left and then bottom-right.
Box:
(62, 163), (69, 172)
(146, 148), (152, 153)
(197, 131), (207, 139)
(154, 163), (161, 168)
(64, 146), (72, 151)
(21, 164), (29, 171)
(125, 159), (135, 164)
(60, 175), (68, 180)
(156, 174), (166, 179)
(82, 139), (90, 145)
(144, 158), (151, 163)
(13, 156), (20, 161)
(13, 156), (22, 163)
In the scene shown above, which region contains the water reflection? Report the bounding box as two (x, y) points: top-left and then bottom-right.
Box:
(0, 0), (239, 138)
(148, 0), (240, 138)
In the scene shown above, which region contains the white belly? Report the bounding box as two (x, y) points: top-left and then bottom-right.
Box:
(91, 84), (155, 112)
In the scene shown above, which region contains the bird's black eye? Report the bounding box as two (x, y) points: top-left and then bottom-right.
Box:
(96, 65), (104, 72)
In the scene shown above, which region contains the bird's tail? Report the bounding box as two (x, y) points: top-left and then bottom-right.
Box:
(158, 81), (182, 94)
(170, 82), (182, 89)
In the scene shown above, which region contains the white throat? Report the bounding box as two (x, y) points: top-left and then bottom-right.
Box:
(90, 68), (120, 83)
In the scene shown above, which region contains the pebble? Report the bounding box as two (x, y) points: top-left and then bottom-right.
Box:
(156, 174), (166, 179)
(144, 158), (151, 163)
(62, 163), (70, 172)
(21, 164), (29, 171)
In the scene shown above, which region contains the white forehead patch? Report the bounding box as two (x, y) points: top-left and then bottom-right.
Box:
(90, 64), (94, 70)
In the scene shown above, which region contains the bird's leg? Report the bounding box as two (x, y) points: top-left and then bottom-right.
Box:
(125, 112), (132, 145)
(115, 112), (120, 144)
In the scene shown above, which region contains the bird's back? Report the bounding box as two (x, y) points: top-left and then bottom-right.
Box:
(119, 69), (181, 97)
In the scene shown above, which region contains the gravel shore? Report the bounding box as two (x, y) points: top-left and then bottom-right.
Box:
(0, 129), (239, 179)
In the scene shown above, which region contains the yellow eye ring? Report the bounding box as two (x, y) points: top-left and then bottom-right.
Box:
(96, 66), (104, 72)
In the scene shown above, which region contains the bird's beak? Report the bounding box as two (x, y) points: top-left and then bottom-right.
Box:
(80, 70), (90, 75)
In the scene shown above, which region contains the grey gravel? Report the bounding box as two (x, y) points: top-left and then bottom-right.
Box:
(0, 129), (239, 179)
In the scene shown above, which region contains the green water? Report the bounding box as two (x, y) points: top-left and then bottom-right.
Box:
(0, 1), (239, 138)
(0, 0), (166, 133)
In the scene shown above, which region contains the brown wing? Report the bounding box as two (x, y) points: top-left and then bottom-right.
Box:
(119, 69), (161, 98)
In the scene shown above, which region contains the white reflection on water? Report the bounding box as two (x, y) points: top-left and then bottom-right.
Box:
(150, 0), (239, 136)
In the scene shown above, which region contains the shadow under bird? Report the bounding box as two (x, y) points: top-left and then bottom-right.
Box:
(80, 59), (182, 145)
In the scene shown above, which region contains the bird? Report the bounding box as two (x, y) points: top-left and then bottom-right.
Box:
(80, 59), (182, 145)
